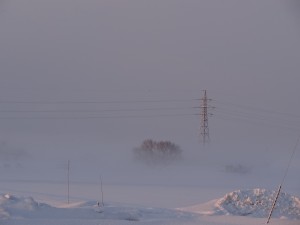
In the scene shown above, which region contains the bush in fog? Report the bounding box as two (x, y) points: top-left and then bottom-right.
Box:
(224, 164), (251, 174)
(133, 139), (182, 165)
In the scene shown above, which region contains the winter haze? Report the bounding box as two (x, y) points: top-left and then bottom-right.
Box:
(0, 0), (299, 214)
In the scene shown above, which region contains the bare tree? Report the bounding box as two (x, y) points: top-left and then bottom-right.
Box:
(133, 139), (182, 165)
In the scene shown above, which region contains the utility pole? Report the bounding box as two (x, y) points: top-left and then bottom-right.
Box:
(67, 160), (70, 204)
(99, 175), (104, 207)
(200, 90), (212, 145)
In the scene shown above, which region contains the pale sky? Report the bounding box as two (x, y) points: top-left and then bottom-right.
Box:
(0, 1), (300, 180)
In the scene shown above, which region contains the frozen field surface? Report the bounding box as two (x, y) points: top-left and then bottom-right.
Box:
(1, 189), (299, 225)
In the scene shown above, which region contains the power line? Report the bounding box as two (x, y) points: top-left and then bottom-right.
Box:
(0, 113), (198, 120)
(210, 99), (300, 132)
(214, 113), (300, 132)
(0, 95), (299, 134)
(214, 99), (300, 119)
(214, 106), (300, 129)
(0, 106), (195, 113)
(0, 99), (198, 105)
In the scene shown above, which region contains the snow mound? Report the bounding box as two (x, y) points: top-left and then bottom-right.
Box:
(0, 194), (51, 219)
(215, 189), (300, 219)
(181, 189), (300, 220)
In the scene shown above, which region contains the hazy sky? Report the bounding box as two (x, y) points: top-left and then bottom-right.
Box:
(0, 0), (300, 173)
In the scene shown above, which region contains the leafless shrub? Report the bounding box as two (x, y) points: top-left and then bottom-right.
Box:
(224, 164), (251, 175)
(133, 139), (182, 165)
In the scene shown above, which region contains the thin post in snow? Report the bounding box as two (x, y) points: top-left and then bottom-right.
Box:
(266, 185), (282, 224)
(67, 160), (70, 204)
(99, 175), (104, 206)
(266, 137), (299, 224)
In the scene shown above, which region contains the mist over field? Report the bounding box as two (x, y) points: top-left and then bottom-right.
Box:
(0, 1), (300, 224)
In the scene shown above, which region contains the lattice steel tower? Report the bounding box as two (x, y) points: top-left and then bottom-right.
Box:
(200, 90), (210, 145)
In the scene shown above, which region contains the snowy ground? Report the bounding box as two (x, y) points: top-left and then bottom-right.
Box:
(1, 147), (299, 225)
(1, 188), (299, 225)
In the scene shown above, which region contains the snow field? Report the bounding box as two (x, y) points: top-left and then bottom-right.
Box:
(1, 188), (299, 225)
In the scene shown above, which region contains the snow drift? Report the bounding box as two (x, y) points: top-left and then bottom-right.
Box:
(1, 189), (300, 223)
(0, 194), (51, 219)
(181, 188), (300, 220)
(0, 193), (194, 222)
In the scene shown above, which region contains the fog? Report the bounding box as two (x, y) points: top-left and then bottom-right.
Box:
(0, 0), (299, 201)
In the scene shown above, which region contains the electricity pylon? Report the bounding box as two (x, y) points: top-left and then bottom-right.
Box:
(200, 90), (212, 145)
